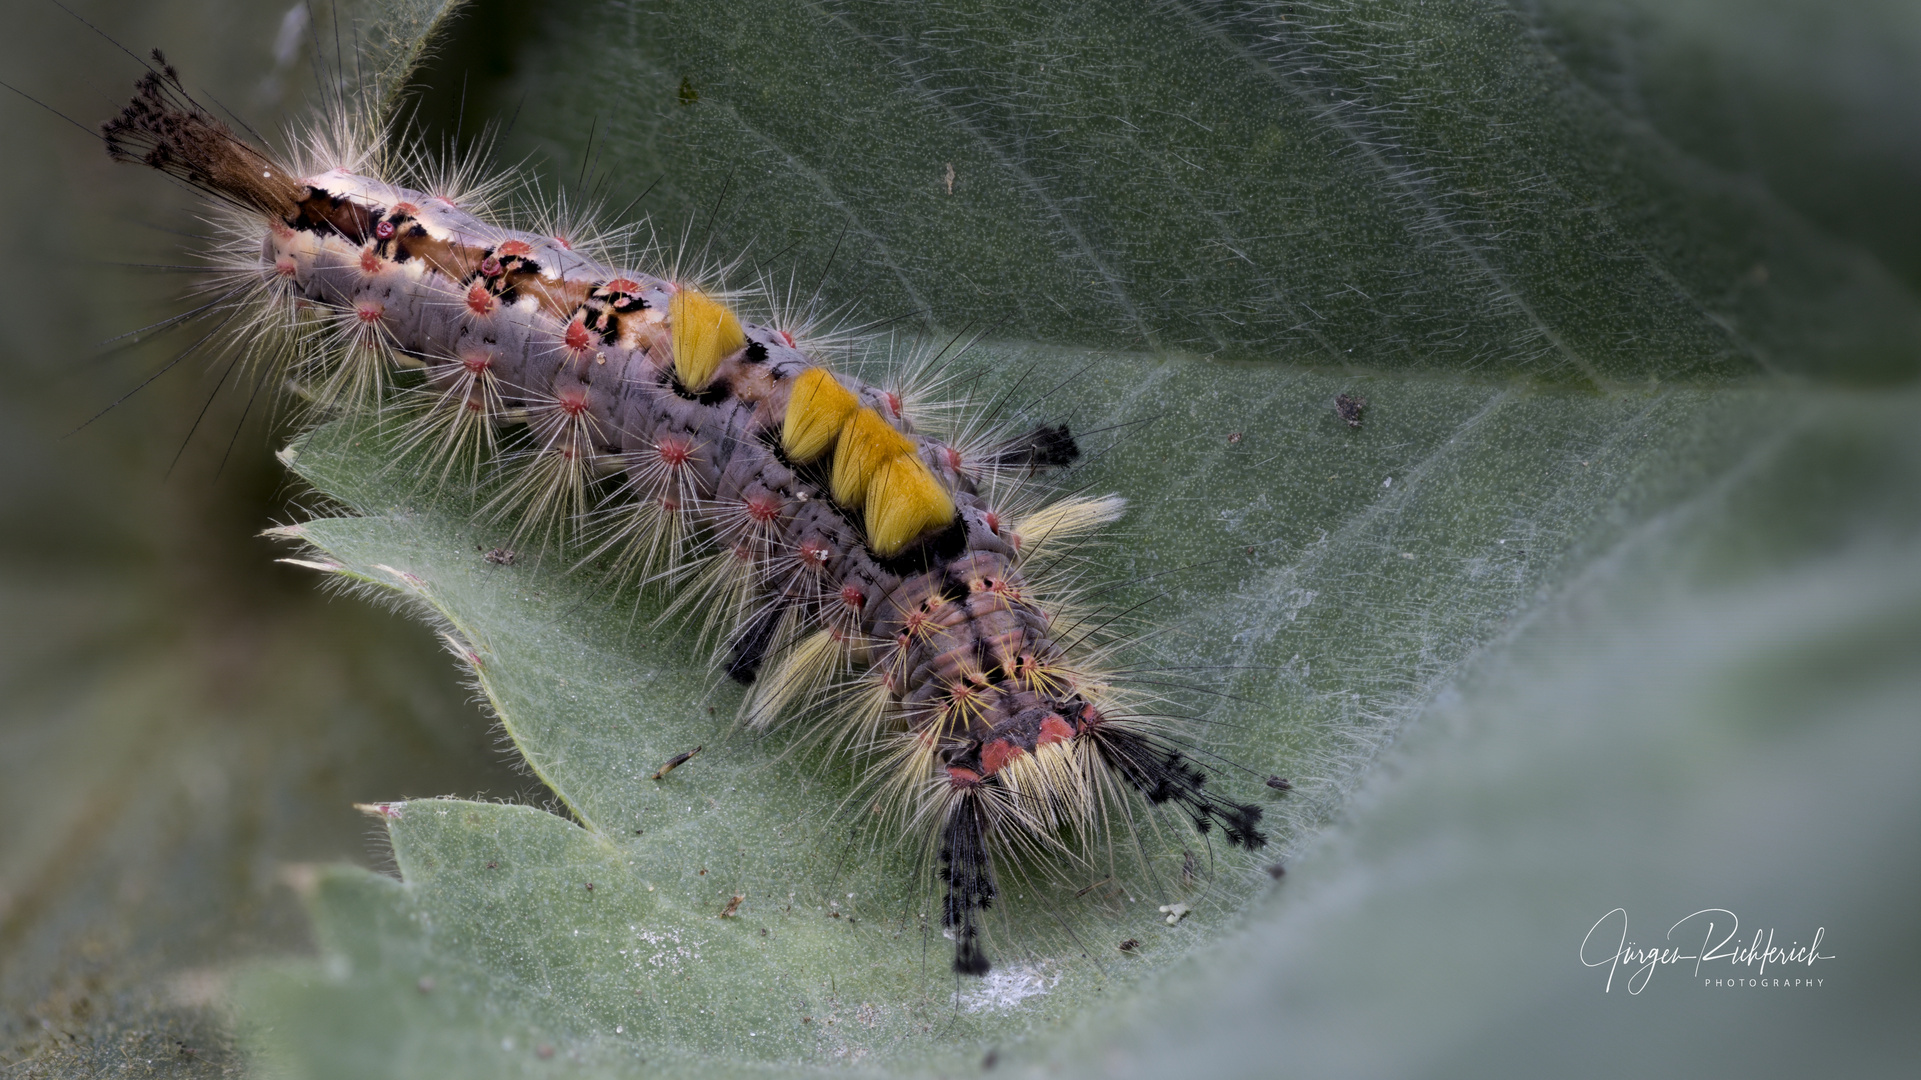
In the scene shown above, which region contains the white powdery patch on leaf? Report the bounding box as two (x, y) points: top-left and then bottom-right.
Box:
(954, 963), (1061, 1013)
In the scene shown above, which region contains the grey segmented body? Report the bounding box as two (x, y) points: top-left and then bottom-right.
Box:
(104, 63), (1267, 975)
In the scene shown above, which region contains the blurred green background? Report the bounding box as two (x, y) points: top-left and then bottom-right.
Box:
(3, 0), (1918, 1076)
(0, 2), (527, 1073)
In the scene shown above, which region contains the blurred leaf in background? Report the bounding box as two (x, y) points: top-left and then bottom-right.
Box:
(0, 2), (524, 1074)
(4, 0), (1918, 1077)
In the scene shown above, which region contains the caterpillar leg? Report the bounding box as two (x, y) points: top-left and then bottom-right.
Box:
(939, 789), (997, 976)
(726, 599), (788, 684)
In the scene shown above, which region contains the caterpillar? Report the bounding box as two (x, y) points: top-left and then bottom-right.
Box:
(99, 51), (1267, 977)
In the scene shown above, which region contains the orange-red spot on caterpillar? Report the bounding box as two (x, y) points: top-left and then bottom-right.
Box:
(564, 319), (592, 352)
(359, 246), (383, 275)
(983, 511), (1001, 534)
(839, 585), (865, 609)
(553, 236), (572, 250)
(778, 329), (796, 349)
(1037, 714), (1075, 747)
(943, 446), (963, 472)
(882, 391), (902, 418)
(274, 256), (297, 278)
(270, 221), (295, 241)
(465, 284), (496, 316)
(744, 493), (782, 524)
(946, 767), (982, 789)
(656, 436), (692, 467)
(355, 301), (384, 324)
(605, 278), (641, 293)
(460, 350), (493, 375)
(980, 739), (1025, 777)
(660, 496), (681, 513)
(557, 388), (590, 417)
(498, 239), (533, 257)
(800, 539), (831, 567)
(392, 202), (419, 216)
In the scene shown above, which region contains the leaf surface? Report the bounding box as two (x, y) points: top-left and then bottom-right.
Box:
(236, 0), (1921, 1076)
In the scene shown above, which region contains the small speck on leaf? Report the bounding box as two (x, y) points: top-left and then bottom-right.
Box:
(1335, 393), (1366, 428)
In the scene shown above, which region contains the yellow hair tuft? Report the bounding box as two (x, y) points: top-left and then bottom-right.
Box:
(864, 454), (957, 557)
(830, 408), (916, 509)
(1009, 494), (1127, 564)
(781, 368), (859, 462)
(669, 289), (746, 391)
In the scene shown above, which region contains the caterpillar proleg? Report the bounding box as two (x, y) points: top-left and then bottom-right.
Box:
(100, 48), (1267, 977)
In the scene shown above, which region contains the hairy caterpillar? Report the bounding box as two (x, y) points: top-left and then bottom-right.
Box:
(98, 50), (1267, 978)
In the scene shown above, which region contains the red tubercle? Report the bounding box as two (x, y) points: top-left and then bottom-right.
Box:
(563, 319), (593, 352)
(946, 767), (982, 789)
(556, 388), (591, 417)
(980, 739), (1025, 777)
(465, 284), (497, 317)
(497, 239), (533, 258)
(358, 246), (383, 275)
(373, 220), (396, 240)
(799, 539), (832, 567)
(392, 202), (420, 217)
(269, 220), (295, 241)
(983, 510), (1001, 534)
(744, 492), (783, 524)
(604, 277), (642, 293)
(354, 301), (384, 325)
(460, 349), (494, 375)
(1078, 703), (1104, 727)
(659, 495), (681, 513)
(1037, 714), (1076, 747)
(655, 436), (692, 467)
(839, 584), (865, 610)
(943, 446), (963, 472)
(553, 236), (572, 250)
(882, 391), (902, 418)
(274, 256), (298, 278)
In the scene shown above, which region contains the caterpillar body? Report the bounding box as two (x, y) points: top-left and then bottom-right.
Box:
(102, 58), (1266, 976)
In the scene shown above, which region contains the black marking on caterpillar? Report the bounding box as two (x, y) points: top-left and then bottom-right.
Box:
(96, 54), (1269, 979)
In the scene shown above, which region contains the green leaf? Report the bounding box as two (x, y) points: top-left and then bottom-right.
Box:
(127, 0), (1921, 1075)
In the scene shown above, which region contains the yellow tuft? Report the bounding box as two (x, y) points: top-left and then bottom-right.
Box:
(830, 408), (916, 509)
(669, 289), (746, 390)
(781, 368), (859, 462)
(1009, 494), (1127, 564)
(864, 454), (957, 557)
(742, 627), (844, 730)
